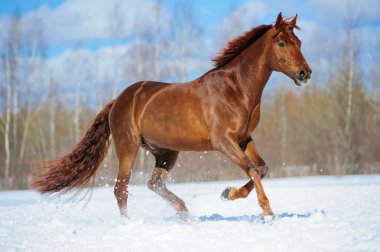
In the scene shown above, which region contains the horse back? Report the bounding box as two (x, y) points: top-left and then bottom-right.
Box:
(113, 81), (212, 151)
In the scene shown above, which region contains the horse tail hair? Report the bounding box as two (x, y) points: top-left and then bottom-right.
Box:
(32, 100), (115, 195)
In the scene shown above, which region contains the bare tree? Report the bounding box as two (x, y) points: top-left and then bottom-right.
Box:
(9, 10), (21, 152)
(3, 38), (12, 182)
(1, 11), (22, 184)
(73, 70), (82, 143)
(153, 0), (164, 81)
(109, 2), (125, 98)
(48, 75), (57, 157)
(333, 6), (362, 172)
(134, 17), (145, 180)
(67, 43), (89, 144)
(18, 14), (46, 166)
(279, 90), (288, 163)
(343, 11), (359, 161)
(172, 1), (202, 82)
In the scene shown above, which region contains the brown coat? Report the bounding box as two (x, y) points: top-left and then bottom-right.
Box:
(33, 12), (311, 220)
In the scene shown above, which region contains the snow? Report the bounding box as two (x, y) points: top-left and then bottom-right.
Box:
(1, 175), (380, 252)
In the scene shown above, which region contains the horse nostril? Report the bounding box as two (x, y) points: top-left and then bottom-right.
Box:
(299, 68), (307, 80)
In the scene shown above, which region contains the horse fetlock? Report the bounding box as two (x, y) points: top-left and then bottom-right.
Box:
(248, 164), (268, 178)
(258, 197), (267, 206)
(174, 199), (188, 213)
(259, 200), (273, 216)
(239, 188), (250, 198)
(114, 183), (128, 196)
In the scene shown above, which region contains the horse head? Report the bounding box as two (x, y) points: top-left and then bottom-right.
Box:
(268, 12), (312, 86)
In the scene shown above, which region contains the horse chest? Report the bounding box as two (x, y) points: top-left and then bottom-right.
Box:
(246, 103), (261, 134)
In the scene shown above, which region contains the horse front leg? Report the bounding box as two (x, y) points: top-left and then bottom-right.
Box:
(216, 135), (274, 217)
(248, 166), (273, 216)
(221, 139), (268, 200)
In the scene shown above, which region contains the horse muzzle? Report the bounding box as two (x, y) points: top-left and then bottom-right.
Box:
(291, 68), (311, 86)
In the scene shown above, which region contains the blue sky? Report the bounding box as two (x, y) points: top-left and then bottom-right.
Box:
(0, 0), (379, 86)
(0, 0), (247, 57)
(1, 0), (379, 58)
(0, 0), (62, 15)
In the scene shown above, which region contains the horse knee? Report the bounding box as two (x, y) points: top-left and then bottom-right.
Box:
(260, 165), (268, 178)
(249, 163), (268, 179)
(147, 178), (165, 192)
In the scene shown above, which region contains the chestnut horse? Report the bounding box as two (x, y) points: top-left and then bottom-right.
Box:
(33, 13), (311, 220)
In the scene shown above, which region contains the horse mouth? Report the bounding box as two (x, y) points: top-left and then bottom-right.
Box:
(291, 73), (308, 86)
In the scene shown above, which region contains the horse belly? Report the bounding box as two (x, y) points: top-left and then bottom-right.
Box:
(138, 91), (211, 151)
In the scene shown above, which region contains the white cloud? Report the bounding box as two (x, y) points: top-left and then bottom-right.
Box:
(214, 1), (267, 41)
(18, 0), (169, 44)
(2, 0), (378, 96)
(309, 0), (380, 25)
(210, 0), (379, 88)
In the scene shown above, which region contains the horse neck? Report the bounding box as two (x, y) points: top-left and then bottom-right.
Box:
(230, 32), (273, 107)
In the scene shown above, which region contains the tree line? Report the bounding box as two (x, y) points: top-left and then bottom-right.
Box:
(1, 4), (379, 190)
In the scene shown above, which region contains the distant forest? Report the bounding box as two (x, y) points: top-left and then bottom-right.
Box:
(1, 3), (379, 189)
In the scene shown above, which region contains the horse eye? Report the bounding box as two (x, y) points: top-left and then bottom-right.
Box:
(278, 42), (286, 47)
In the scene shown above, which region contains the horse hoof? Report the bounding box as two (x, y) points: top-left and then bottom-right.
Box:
(176, 211), (189, 222)
(220, 187), (232, 201)
(120, 214), (129, 224)
(260, 214), (275, 223)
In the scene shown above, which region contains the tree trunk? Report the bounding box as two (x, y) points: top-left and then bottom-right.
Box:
(48, 76), (56, 157)
(18, 28), (42, 167)
(11, 43), (19, 153)
(136, 37), (144, 80)
(280, 91), (287, 164)
(345, 30), (354, 155)
(18, 67), (34, 166)
(154, 3), (162, 81)
(4, 47), (12, 181)
(73, 77), (81, 143)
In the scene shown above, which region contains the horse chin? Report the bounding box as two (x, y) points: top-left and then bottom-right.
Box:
(293, 78), (308, 87)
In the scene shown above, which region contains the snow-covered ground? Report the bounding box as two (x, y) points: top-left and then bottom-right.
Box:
(1, 175), (380, 252)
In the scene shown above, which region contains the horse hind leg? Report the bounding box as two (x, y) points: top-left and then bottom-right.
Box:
(147, 149), (189, 220)
(113, 136), (139, 220)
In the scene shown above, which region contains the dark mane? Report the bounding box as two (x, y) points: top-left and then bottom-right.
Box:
(212, 24), (273, 68)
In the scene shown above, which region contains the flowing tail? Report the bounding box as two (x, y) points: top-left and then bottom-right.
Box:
(32, 100), (115, 195)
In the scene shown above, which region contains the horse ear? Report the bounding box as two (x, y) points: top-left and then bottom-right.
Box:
(291, 14), (298, 26)
(275, 12), (283, 28)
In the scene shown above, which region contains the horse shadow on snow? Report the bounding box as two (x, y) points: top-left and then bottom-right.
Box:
(196, 210), (326, 223)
